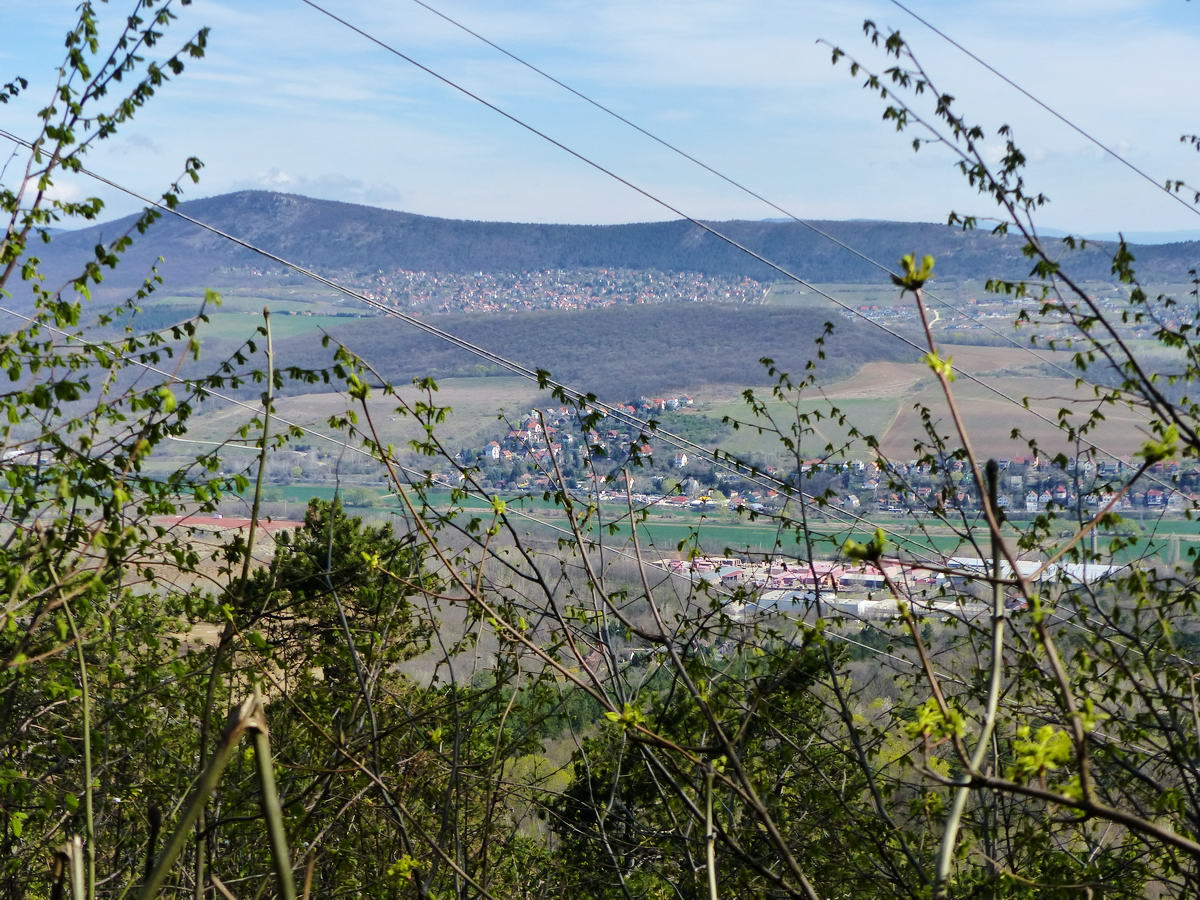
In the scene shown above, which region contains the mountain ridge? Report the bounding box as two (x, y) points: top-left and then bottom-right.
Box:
(28, 190), (1200, 297)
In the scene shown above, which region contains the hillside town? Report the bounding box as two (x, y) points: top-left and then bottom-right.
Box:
(459, 400), (1200, 518)
(242, 265), (766, 312)
(849, 287), (1185, 343)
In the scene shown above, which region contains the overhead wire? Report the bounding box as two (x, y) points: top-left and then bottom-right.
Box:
(0, 128), (964, 562)
(402, 0), (1095, 388)
(277, 2), (1200, 676)
(396, 0), (1200, 541)
(3, 0), (1176, 593)
(0, 5), (1182, 811)
(888, 0), (1200, 220)
(286, 1), (1186, 504)
(2, 3), (1187, 555)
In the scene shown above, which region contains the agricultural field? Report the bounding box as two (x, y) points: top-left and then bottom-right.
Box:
(764, 279), (1163, 309)
(164, 336), (1157, 474)
(142, 291), (380, 342)
(695, 343), (1149, 462)
(246, 481), (1194, 569)
(153, 375), (548, 473)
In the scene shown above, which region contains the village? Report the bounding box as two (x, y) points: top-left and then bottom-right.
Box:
(241, 264), (767, 313)
(848, 286), (1182, 344)
(460, 398), (1200, 518)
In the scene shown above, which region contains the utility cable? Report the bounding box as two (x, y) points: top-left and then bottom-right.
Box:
(0, 129), (962, 560)
(403, 0), (1093, 388)
(889, 0), (1200, 219)
(284, 3), (1185, 501)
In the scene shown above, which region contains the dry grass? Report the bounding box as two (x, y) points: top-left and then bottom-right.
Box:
(161, 376), (547, 469)
(877, 374), (1152, 459)
(704, 344), (1150, 460)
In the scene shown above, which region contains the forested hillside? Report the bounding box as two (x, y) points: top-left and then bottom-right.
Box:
(28, 190), (1200, 302)
(270, 302), (908, 396)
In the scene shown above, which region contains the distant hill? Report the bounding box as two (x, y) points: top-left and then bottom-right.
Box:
(25, 191), (1200, 302)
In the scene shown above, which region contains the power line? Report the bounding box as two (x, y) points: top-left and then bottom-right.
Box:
(0, 130), (967, 560)
(889, 0), (1200, 219)
(0, 300), (1179, 726)
(293, 0), (1038, 381)
(402, 0), (1092, 387)
(279, 5), (1185, 497)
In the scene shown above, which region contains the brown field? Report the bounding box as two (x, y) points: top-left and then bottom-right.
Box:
(702, 343), (1150, 461)
(180, 376), (547, 451)
(876, 375), (1151, 460)
(832, 347), (1153, 460)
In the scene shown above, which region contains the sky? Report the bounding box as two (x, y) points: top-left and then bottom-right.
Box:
(1, 0), (1198, 236)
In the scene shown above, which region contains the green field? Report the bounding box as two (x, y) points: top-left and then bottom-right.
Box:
(254, 483), (1182, 566)
(765, 282), (900, 309)
(143, 292), (380, 342)
(193, 312), (375, 341)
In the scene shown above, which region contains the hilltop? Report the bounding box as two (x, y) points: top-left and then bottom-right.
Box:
(28, 190), (1200, 300)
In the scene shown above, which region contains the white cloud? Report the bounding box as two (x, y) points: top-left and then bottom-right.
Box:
(234, 168), (406, 208)
(23, 175), (81, 204)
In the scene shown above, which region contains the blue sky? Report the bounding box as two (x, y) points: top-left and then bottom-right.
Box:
(1, 0), (1197, 234)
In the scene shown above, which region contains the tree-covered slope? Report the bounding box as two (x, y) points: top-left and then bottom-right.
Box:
(270, 302), (907, 397)
(31, 190), (1200, 297)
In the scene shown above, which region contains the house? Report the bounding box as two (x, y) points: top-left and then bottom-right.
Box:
(1025, 489), (1040, 512)
(671, 452), (689, 469)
